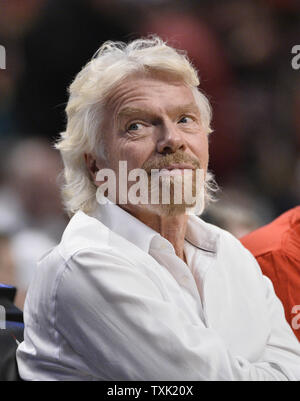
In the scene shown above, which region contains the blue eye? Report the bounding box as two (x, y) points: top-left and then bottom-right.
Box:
(178, 116), (191, 124)
(127, 122), (142, 131)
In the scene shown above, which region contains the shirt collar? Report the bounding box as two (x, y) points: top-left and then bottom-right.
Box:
(91, 200), (159, 253)
(185, 214), (219, 254)
(91, 200), (218, 255)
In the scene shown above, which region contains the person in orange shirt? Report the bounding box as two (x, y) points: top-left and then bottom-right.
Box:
(241, 206), (300, 341)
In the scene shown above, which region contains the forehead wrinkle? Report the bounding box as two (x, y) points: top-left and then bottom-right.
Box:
(105, 76), (149, 110)
(105, 78), (200, 129)
(106, 75), (192, 110)
(106, 85), (151, 127)
(111, 97), (150, 129)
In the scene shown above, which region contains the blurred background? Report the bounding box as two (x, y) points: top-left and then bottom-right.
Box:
(0, 0), (299, 308)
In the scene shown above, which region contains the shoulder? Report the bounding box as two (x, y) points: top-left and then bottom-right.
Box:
(34, 211), (133, 295)
(36, 208), (157, 289)
(57, 210), (111, 260)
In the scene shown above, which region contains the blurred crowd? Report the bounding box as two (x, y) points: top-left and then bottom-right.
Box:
(0, 0), (299, 308)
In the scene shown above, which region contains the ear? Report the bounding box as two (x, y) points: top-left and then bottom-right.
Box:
(84, 153), (100, 183)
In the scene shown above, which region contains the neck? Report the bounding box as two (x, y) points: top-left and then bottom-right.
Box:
(122, 206), (188, 262)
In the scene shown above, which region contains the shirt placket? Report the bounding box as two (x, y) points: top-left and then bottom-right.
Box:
(150, 243), (206, 325)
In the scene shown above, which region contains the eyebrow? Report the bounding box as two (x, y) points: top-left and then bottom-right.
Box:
(117, 107), (155, 121)
(168, 103), (200, 119)
(117, 103), (200, 123)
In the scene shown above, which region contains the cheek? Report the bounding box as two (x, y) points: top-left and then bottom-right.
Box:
(189, 134), (209, 164)
(118, 138), (155, 169)
(113, 146), (140, 172)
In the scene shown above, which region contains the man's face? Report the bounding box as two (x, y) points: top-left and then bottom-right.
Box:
(96, 72), (209, 215)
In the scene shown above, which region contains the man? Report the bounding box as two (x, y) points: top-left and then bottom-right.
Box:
(241, 206), (300, 342)
(16, 37), (300, 380)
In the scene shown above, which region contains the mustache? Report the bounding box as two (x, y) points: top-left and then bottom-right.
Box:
(141, 151), (201, 174)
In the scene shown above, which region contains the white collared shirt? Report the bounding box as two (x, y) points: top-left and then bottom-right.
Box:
(16, 202), (300, 381)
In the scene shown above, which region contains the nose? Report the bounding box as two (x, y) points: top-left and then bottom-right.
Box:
(156, 121), (186, 155)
